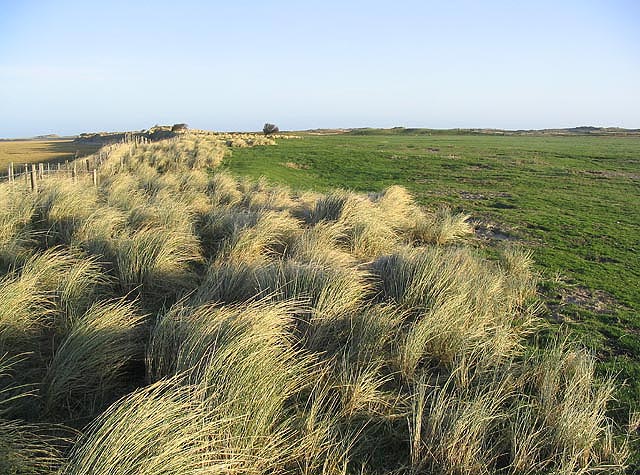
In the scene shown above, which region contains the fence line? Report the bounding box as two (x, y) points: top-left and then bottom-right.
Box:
(0, 134), (173, 191)
(0, 139), (136, 191)
(2, 165), (101, 190)
(2, 156), (105, 191)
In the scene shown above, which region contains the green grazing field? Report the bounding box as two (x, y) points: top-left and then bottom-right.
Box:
(223, 132), (640, 413)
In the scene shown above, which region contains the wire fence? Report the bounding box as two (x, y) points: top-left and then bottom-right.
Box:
(2, 157), (102, 191)
(0, 136), (150, 191)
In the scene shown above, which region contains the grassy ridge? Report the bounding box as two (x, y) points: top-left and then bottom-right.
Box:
(222, 133), (640, 410)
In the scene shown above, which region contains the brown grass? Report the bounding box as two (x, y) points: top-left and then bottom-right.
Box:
(0, 140), (99, 171)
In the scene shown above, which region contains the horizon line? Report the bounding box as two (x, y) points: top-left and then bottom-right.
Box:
(3, 124), (640, 140)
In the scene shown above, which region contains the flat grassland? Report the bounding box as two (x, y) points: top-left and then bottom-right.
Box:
(224, 132), (640, 412)
(0, 139), (99, 170)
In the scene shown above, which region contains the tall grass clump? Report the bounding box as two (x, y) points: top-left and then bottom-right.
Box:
(238, 176), (296, 211)
(101, 173), (147, 213)
(127, 191), (197, 231)
(0, 249), (96, 350)
(0, 271), (50, 348)
(0, 420), (62, 475)
(151, 171), (212, 215)
(71, 205), (126, 257)
(500, 247), (540, 310)
(371, 245), (538, 319)
(0, 355), (63, 474)
(192, 260), (257, 304)
(253, 260), (369, 321)
(199, 207), (299, 262)
(42, 299), (144, 418)
(0, 249), (108, 401)
(409, 374), (513, 474)
(208, 171), (243, 207)
(333, 304), (404, 364)
(308, 190), (398, 258)
(406, 345), (628, 474)
(222, 210), (300, 263)
(197, 207), (259, 258)
(113, 226), (201, 299)
(60, 379), (251, 475)
(101, 134), (227, 176)
(195, 257), (368, 321)
(373, 184), (423, 233)
(148, 300), (313, 469)
(411, 206), (472, 245)
(285, 220), (354, 268)
(36, 179), (99, 246)
(16, 249), (110, 334)
(0, 185), (37, 268)
(372, 247), (539, 378)
(517, 338), (628, 472)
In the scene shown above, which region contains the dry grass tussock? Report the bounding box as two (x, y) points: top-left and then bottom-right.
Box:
(101, 134), (227, 175)
(42, 298), (144, 418)
(0, 134), (633, 474)
(0, 186), (37, 267)
(0, 354), (65, 474)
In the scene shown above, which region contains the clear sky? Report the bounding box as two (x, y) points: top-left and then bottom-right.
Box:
(1, 0), (639, 137)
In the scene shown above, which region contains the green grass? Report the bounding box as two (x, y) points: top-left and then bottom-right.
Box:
(222, 133), (640, 413)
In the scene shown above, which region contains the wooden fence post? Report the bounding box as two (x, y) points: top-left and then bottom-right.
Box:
(86, 159), (90, 173)
(72, 163), (77, 183)
(24, 164), (29, 185)
(8, 162), (13, 182)
(38, 163), (44, 180)
(92, 169), (98, 187)
(30, 164), (38, 192)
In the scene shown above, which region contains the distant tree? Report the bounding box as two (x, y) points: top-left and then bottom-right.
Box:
(263, 123), (279, 135)
(171, 123), (188, 132)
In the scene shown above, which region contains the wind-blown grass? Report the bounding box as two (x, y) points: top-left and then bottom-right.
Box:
(148, 300), (311, 458)
(60, 379), (247, 475)
(113, 226), (201, 299)
(0, 186), (37, 268)
(284, 220), (354, 268)
(0, 355), (63, 475)
(36, 180), (99, 246)
(0, 270), (50, 348)
(222, 209), (300, 263)
(411, 206), (472, 245)
(42, 299), (144, 418)
(307, 190), (398, 259)
(20, 249), (109, 330)
(372, 246), (539, 378)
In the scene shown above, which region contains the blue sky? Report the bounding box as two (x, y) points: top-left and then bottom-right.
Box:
(1, 0), (638, 137)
